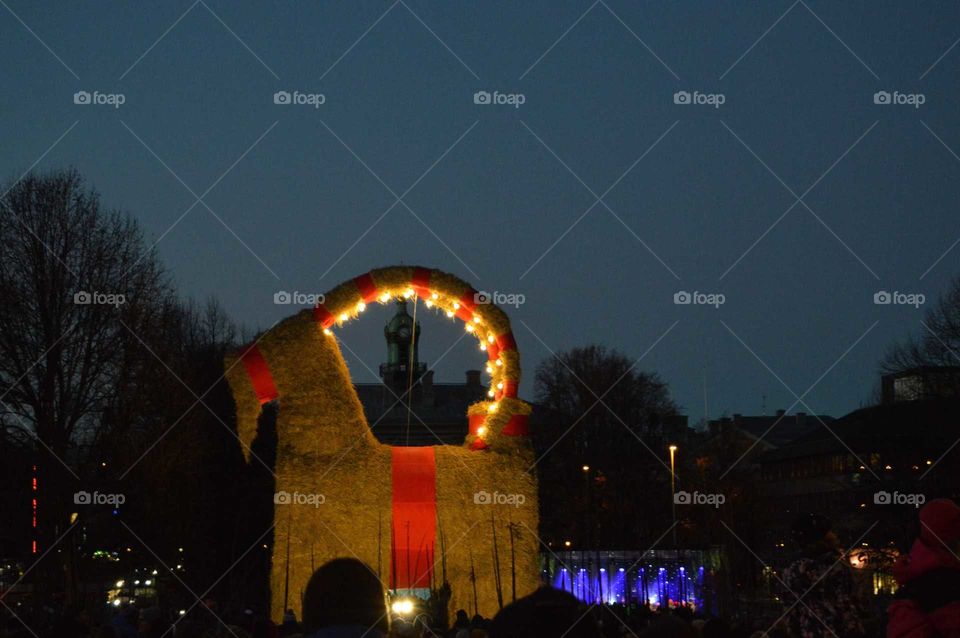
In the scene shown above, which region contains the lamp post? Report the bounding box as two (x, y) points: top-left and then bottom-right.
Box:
(669, 445), (678, 548)
(581, 464), (595, 603)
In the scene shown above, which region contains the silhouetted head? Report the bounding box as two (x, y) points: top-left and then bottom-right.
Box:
(702, 617), (733, 638)
(490, 587), (599, 638)
(96, 626), (119, 638)
(302, 558), (389, 635)
(453, 609), (469, 627)
(642, 616), (697, 638)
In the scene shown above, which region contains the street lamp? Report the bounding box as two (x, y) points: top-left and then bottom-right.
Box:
(669, 445), (678, 548)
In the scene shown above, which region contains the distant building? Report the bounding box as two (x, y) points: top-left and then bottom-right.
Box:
(760, 367), (960, 504)
(354, 300), (487, 446)
(881, 366), (960, 404)
(759, 395), (960, 512)
(753, 367), (960, 592)
(707, 410), (834, 451)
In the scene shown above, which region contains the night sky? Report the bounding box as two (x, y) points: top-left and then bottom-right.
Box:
(2, 1), (959, 423)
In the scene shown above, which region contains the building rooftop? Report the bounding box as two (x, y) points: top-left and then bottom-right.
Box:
(760, 396), (960, 463)
(354, 301), (487, 446)
(708, 410), (832, 449)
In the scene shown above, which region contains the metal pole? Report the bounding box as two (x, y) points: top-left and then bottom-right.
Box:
(669, 446), (677, 548)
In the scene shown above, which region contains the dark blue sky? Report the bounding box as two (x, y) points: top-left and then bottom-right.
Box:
(2, 1), (959, 422)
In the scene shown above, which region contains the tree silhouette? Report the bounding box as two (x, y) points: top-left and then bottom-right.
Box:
(0, 169), (174, 591)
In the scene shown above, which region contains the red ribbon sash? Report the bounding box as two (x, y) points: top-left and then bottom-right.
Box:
(354, 273), (379, 302)
(411, 267), (432, 297)
(239, 344), (278, 404)
(390, 447), (436, 589)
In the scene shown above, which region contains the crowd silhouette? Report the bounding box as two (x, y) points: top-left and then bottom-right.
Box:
(3, 498), (960, 637)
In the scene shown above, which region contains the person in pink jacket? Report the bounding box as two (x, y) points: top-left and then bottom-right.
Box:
(888, 498), (960, 638)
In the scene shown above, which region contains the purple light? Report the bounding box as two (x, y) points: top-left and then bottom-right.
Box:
(545, 555), (706, 611)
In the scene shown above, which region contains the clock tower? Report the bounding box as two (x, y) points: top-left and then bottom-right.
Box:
(380, 299), (426, 390)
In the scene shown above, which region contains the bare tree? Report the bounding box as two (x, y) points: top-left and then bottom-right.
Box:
(533, 345), (679, 549)
(882, 275), (960, 373)
(0, 169), (170, 587)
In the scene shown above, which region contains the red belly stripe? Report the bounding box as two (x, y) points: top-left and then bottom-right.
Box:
(390, 447), (437, 590)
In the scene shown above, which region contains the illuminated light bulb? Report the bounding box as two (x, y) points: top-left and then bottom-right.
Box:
(453, 302), (460, 309)
(487, 390), (495, 398)
(488, 403), (498, 413)
(446, 310), (455, 318)
(485, 366), (493, 374)
(323, 328), (332, 335)
(495, 359), (503, 367)
(425, 300), (433, 308)
(356, 302), (366, 312)
(403, 288), (414, 298)
(487, 335), (495, 343)
(338, 312), (349, 322)
(477, 426), (487, 437)
(465, 324), (474, 332)
(379, 293), (391, 303)
(496, 382), (503, 389)
(473, 316), (481, 323)
(431, 292), (439, 300)
(479, 343), (486, 351)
